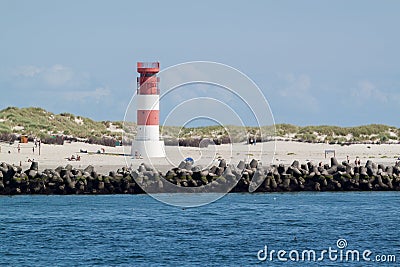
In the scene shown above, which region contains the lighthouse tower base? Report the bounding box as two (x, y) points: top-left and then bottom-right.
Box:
(131, 140), (166, 158)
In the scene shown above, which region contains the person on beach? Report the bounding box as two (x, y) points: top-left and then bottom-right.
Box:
(18, 144), (20, 153)
(355, 156), (360, 166)
(347, 155), (349, 164)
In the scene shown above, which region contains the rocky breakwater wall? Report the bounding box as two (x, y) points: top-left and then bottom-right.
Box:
(0, 162), (143, 195)
(245, 158), (400, 192)
(1, 158), (400, 195)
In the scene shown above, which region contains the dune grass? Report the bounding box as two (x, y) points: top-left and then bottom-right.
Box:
(0, 107), (121, 140)
(0, 107), (399, 144)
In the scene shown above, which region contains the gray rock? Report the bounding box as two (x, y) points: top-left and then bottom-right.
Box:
(301, 164), (309, 172)
(327, 166), (337, 175)
(28, 169), (37, 179)
(386, 166), (393, 176)
(178, 161), (186, 169)
(215, 167), (224, 176)
(277, 164), (286, 174)
(138, 165), (146, 173)
(191, 166), (201, 172)
(314, 182), (321, 191)
(337, 164), (346, 172)
(184, 162), (193, 170)
(372, 162), (378, 170)
(84, 165), (94, 174)
(291, 160), (300, 169)
(30, 161), (39, 171)
(219, 159), (227, 168)
(65, 164), (73, 171)
(223, 166), (233, 176)
(360, 167), (368, 176)
(249, 159), (258, 169)
(237, 160), (245, 170)
(98, 181), (105, 190)
(200, 170), (209, 177)
(291, 167), (302, 176)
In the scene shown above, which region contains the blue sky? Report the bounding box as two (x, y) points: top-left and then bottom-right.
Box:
(0, 0), (399, 126)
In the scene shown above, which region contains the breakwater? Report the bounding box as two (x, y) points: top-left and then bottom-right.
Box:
(1, 158), (400, 195)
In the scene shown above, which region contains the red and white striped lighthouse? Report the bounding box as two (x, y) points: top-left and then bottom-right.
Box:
(131, 62), (166, 158)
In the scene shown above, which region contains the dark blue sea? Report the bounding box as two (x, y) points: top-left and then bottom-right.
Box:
(1, 192), (399, 266)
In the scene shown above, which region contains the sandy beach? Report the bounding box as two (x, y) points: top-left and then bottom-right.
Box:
(1, 140), (399, 174)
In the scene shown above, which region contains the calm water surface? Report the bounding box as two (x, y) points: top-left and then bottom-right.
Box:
(1, 192), (399, 266)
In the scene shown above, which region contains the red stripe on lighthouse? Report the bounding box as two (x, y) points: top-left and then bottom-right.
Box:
(137, 110), (159, 125)
(137, 76), (160, 95)
(138, 85), (159, 95)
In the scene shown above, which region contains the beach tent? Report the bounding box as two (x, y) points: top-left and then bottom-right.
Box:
(21, 136), (28, 143)
(185, 157), (194, 164)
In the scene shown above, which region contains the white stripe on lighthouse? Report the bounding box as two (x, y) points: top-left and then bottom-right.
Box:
(136, 125), (160, 141)
(137, 95), (159, 111)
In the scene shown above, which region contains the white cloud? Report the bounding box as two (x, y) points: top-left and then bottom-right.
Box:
(4, 64), (112, 106)
(278, 73), (311, 96)
(12, 64), (88, 88)
(41, 64), (74, 87)
(351, 80), (388, 103)
(64, 87), (111, 103)
(276, 73), (318, 111)
(14, 65), (43, 77)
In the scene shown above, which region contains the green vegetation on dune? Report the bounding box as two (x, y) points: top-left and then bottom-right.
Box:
(169, 123), (399, 144)
(0, 107), (398, 144)
(275, 123), (399, 143)
(297, 124), (393, 137)
(0, 107), (121, 140)
(275, 124), (299, 136)
(161, 125), (275, 144)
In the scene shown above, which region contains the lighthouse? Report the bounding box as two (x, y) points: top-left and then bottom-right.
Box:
(131, 62), (166, 158)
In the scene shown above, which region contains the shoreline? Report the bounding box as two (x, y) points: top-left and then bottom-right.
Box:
(1, 140), (400, 195)
(1, 141), (400, 173)
(1, 157), (400, 195)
